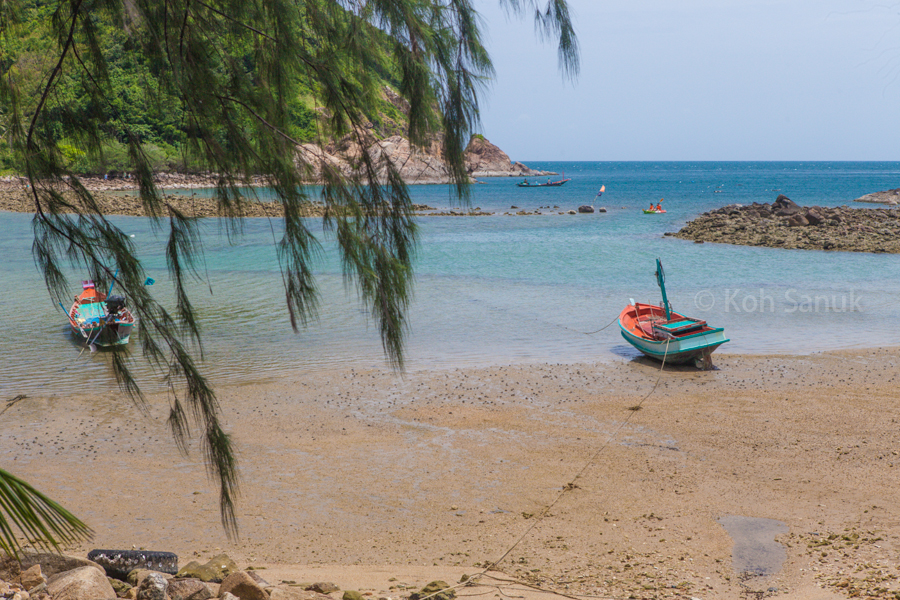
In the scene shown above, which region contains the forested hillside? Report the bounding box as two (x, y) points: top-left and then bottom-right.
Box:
(0, 0), (411, 175)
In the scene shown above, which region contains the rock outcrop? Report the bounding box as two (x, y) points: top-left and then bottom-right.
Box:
(463, 136), (551, 178)
(296, 133), (549, 184)
(673, 195), (900, 253)
(855, 188), (900, 205)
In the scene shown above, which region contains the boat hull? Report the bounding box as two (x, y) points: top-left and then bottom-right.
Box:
(70, 321), (135, 346)
(517, 178), (571, 187)
(68, 283), (136, 347)
(618, 304), (728, 365)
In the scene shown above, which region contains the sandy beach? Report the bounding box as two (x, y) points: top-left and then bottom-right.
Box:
(3, 348), (899, 599)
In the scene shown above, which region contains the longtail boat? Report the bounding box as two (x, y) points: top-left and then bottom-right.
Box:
(618, 259), (728, 368)
(517, 178), (571, 187)
(67, 279), (136, 348)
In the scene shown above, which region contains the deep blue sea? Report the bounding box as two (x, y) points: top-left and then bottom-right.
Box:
(3, 161), (900, 396)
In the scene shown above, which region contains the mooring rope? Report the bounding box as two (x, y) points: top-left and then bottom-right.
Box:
(418, 339), (673, 600)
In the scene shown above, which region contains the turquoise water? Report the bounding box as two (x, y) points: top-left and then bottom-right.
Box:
(2, 161), (900, 396)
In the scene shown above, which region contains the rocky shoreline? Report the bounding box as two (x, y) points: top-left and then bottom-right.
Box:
(672, 194), (900, 253)
(0, 551), (460, 600)
(0, 189), (607, 219)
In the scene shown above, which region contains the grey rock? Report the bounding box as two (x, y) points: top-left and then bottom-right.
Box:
(596, 207), (607, 213)
(47, 566), (116, 600)
(19, 553), (105, 579)
(137, 573), (168, 600)
(787, 213), (808, 227)
(128, 570), (174, 588)
(89, 550), (179, 580)
(773, 194), (801, 216)
(305, 583), (339, 594)
(805, 209), (825, 226)
(577, 205), (594, 213)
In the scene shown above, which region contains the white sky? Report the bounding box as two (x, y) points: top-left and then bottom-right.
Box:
(475, 0), (900, 161)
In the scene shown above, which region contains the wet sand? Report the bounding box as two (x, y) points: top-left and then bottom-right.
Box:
(3, 349), (899, 599)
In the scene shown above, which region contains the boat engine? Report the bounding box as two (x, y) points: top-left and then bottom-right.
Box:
(106, 295), (127, 314)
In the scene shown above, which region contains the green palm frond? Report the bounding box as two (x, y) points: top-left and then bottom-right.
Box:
(0, 468), (93, 557)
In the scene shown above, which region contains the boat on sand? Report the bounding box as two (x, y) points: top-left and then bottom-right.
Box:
(618, 259), (728, 368)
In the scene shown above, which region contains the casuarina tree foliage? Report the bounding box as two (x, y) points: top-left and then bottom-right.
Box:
(0, 0), (578, 547)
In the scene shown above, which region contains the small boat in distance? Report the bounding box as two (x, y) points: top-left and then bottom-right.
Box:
(618, 259), (728, 369)
(517, 177), (571, 187)
(643, 198), (666, 213)
(67, 280), (136, 348)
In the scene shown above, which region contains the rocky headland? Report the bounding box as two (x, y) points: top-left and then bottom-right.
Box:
(672, 194), (900, 253)
(296, 131), (550, 185)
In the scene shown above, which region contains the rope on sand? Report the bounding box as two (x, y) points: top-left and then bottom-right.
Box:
(416, 340), (673, 600)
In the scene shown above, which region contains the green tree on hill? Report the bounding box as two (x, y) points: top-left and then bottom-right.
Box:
(0, 0), (578, 551)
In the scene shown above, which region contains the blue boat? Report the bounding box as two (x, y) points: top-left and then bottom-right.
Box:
(618, 259), (728, 368)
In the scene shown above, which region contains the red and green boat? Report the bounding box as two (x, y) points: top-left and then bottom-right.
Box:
(67, 280), (136, 347)
(618, 259), (728, 368)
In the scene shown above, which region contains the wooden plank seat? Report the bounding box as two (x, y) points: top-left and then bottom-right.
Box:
(652, 319), (707, 336)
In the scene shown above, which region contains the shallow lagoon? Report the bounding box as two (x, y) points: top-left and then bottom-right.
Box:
(3, 161), (900, 396)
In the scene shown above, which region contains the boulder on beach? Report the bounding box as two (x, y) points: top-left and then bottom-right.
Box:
(219, 572), (269, 600)
(18, 554), (104, 579)
(175, 555), (237, 583)
(167, 578), (212, 600)
(47, 566), (116, 600)
(136, 572), (169, 600)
